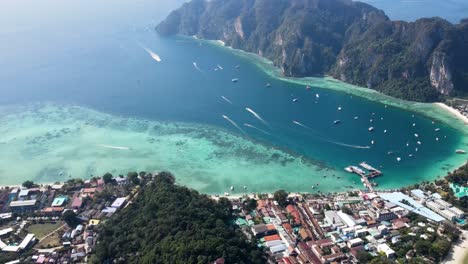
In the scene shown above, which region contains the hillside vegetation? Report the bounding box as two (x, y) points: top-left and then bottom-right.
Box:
(157, 0), (468, 102)
(91, 172), (265, 264)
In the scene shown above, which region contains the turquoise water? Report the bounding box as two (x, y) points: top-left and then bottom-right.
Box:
(0, 0), (466, 194)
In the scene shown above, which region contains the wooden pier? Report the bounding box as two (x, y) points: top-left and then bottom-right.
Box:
(345, 162), (383, 192)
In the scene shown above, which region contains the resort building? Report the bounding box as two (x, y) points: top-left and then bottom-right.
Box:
(9, 200), (37, 212)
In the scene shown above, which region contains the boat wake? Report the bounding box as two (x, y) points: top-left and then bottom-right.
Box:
(221, 96), (233, 104)
(244, 123), (271, 136)
(292, 120), (370, 149)
(193, 62), (202, 72)
(97, 144), (131, 150)
(222, 115), (247, 135)
(137, 42), (161, 62)
(292, 120), (310, 129)
(245, 107), (269, 126)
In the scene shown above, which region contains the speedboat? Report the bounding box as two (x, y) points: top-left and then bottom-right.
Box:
(334, 120), (341, 125)
(368, 127), (374, 132)
(293, 98), (299, 102)
(232, 78), (239, 83)
(338, 106), (342, 111)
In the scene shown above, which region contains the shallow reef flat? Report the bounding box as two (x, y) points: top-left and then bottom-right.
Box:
(0, 103), (353, 194)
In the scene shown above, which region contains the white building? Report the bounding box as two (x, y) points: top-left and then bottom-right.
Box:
(377, 243), (395, 258)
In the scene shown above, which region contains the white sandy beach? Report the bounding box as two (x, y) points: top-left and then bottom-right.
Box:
(434, 102), (468, 125)
(443, 230), (468, 264)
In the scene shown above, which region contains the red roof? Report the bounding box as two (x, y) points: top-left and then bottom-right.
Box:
(286, 205), (297, 213)
(283, 223), (293, 233)
(72, 197), (83, 208)
(264, 234), (281, 242)
(42, 207), (64, 213)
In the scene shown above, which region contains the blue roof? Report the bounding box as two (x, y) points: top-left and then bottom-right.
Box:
(379, 192), (444, 222)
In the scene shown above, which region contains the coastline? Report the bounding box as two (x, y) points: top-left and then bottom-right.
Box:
(192, 36), (468, 135)
(434, 102), (468, 125)
(443, 230), (468, 264)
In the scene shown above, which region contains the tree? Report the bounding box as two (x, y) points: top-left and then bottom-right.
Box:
(245, 198), (258, 211)
(127, 171), (140, 185)
(63, 210), (79, 227)
(415, 240), (431, 255)
(92, 173), (265, 263)
(274, 190), (289, 208)
(356, 250), (373, 263)
(102, 173), (113, 184)
(22, 180), (34, 189)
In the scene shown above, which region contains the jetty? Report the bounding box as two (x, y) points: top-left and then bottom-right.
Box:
(345, 162), (383, 192)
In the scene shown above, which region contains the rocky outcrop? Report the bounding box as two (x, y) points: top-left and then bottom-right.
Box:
(157, 0), (468, 102)
(430, 52), (454, 95)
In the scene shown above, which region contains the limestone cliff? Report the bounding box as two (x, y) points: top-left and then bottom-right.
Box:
(157, 0), (468, 102)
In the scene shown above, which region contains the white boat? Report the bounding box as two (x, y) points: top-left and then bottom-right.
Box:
(396, 157), (401, 162)
(371, 140), (375, 145)
(316, 94), (320, 98)
(368, 127), (374, 132)
(412, 123), (416, 127)
(384, 130), (387, 134)
(354, 116), (359, 120)
(266, 83), (271, 87)
(293, 98), (299, 102)
(334, 120), (341, 125)
(435, 128), (440, 131)
(338, 106), (342, 111)
(414, 133), (419, 138)
(370, 119), (373, 123)
(230, 186), (234, 191)
(436, 137), (439, 141)
(232, 78), (239, 83)
(417, 141), (422, 145)
(456, 150), (466, 154)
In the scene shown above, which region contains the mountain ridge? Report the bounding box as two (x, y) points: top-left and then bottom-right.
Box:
(157, 0), (468, 102)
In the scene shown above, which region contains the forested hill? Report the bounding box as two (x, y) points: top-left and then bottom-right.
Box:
(91, 172), (265, 264)
(157, 0), (468, 102)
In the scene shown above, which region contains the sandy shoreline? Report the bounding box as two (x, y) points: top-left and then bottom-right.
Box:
(195, 36), (468, 133)
(434, 102), (468, 125)
(443, 231), (468, 264)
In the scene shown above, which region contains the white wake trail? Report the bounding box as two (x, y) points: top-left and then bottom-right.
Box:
(97, 144), (131, 150)
(137, 42), (161, 62)
(244, 123), (272, 136)
(193, 62), (202, 72)
(292, 120), (311, 129)
(245, 107), (269, 126)
(292, 120), (369, 149)
(221, 96), (232, 104)
(222, 115), (247, 135)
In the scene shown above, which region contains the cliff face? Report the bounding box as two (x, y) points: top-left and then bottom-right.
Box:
(157, 0), (468, 102)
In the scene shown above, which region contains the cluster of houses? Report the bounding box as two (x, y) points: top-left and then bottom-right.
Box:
(230, 188), (466, 263)
(0, 176), (132, 263)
